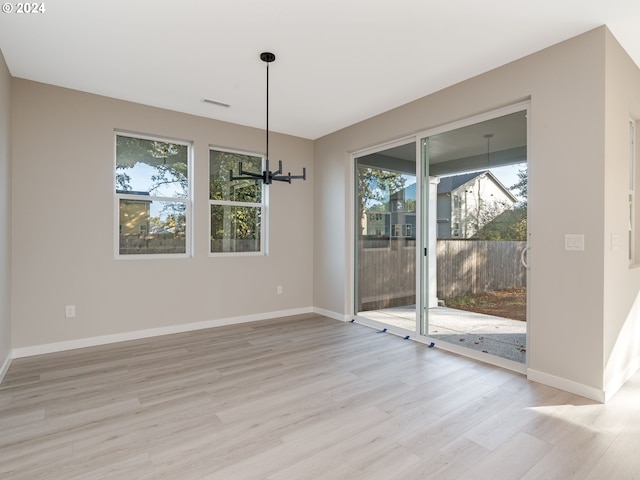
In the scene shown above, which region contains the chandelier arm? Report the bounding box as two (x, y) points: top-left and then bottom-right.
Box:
(271, 176), (292, 183)
(272, 167), (306, 182)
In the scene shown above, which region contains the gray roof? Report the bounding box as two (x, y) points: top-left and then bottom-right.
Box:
(437, 170), (518, 203)
(437, 171), (486, 194)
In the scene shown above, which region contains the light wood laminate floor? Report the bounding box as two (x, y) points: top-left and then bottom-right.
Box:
(1, 314), (639, 479)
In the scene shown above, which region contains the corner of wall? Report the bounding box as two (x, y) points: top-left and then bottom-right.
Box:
(0, 352), (11, 384)
(313, 307), (351, 322)
(604, 356), (640, 402)
(527, 368), (605, 403)
(601, 22), (640, 401)
(0, 47), (12, 384)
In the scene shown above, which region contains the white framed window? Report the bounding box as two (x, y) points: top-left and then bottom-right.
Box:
(209, 148), (266, 255)
(115, 132), (192, 258)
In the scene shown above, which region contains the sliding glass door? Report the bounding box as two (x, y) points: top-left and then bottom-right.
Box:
(354, 141), (417, 331)
(353, 105), (529, 368)
(420, 108), (529, 365)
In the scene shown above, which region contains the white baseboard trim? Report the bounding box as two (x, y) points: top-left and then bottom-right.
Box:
(604, 355), (640, 403)
(527, 368), (605, 403)
(12, 307), (314, 359)
(0, 352), (11, 384)
(313, 307), (351, 322)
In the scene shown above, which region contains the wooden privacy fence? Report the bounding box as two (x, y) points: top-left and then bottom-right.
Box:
(436, 239), (527, 298)
(358, 238), (527, 309)
(119, 235), (186, 255)
(357, 239), (416, 310)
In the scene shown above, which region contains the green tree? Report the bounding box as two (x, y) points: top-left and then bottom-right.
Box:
(357, 166), (406, 235)
(475, 167), (528, 240)
(149, 158), (188, 199)
(509, 166), (528, 240)
(475, 208), (527, 240)
(210, 151), (263, 250)
(511, 167), (528, 207)
(116, 137), (188, 197)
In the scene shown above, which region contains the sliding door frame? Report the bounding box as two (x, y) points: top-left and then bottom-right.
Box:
(348, 135), (419, 332)
(348, 100), (530, 374)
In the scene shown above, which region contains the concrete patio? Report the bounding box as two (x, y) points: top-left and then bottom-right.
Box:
(357, 305), (527, 363)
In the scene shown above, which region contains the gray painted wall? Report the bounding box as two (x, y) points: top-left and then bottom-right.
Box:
(10, 80), (314, 349)
(314, 27), (640, 400)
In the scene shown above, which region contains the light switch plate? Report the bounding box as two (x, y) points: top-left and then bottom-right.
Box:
(611, 234), (620, 251)
(565, 234), (585, 251)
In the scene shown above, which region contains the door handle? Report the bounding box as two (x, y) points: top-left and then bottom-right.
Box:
(520, 246), (531, 269)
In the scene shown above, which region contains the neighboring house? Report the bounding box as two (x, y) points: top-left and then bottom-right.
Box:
(363, 211), (388, 237)
(437, 171), (517, 238)
(363, 183), (416, 240)
(117, 190), (151, 237)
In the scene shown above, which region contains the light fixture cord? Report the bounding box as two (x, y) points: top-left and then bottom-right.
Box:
(487, 135), (490, 165)
(265, 61), (270, 174)
(484, 133), (493, 167)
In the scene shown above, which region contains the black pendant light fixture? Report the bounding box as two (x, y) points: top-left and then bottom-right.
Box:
(230, 52), (306, 184)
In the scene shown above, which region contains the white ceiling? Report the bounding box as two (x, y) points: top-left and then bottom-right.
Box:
(1, 0), (640, 140)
